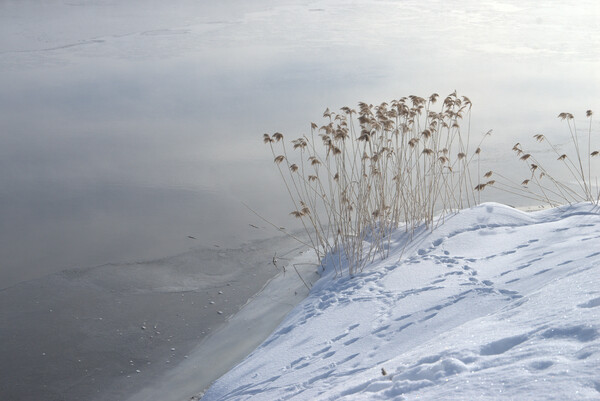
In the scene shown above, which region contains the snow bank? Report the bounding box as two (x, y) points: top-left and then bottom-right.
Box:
(201, 203), (600, 400)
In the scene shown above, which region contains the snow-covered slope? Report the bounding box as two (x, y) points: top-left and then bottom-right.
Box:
(201, 203), (600, 400)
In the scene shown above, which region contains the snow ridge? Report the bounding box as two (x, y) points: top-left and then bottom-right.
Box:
(202, 203), (600, 400)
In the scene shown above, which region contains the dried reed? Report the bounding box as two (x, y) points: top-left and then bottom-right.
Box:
(492, 111), (599, 206)
(264, 92), (491, 276)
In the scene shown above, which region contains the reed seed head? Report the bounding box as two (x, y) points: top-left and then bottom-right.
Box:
(558, 112), (574, 120)
(263, 133), (274, 143)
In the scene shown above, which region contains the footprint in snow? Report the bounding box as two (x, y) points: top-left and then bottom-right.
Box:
(419, 313), (437, 322)
(312, 346), (332, 356)
(541, 325), (598, 342)
(533, 268), (552, 276)
(332, 332), (349, 342)
(394, 313), (412, 321)
(479, 334), (529, 356)
(344, 337), (360, 346)
(498, 289), (522, 299)
(528, 360), (554, 371)
(578, 297), (600, 309)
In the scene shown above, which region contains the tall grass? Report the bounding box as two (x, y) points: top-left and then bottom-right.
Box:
(491, 111), (599, 206)
(264, 92), (491, 276)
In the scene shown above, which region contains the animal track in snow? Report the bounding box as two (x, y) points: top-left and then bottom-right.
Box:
(372, 325), (390, 335)
(343, 337), (360, 346)
(541, 325), (598, 342)
(312, 346), (332, 356)
(534, 268), (552, 276)
(420, 313), (437, 322)
(397, 322), (414, 332)
(528, 360), (554, 370)
(480, 334), (528, 356)
(578, 297), (600, 309)
(575, 347), (595, 360)
(332, 333), (349, 342)
(323, 351), (336, 359)
(498, 289), (522, 299)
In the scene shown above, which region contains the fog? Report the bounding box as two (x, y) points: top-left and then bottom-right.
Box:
(1, 0), (599, 399)
(2, 0), (600, 287)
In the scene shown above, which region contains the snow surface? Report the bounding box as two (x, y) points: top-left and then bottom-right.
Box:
(201, 203), (600, 400)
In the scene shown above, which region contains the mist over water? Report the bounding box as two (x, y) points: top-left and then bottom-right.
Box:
(2, 0), (600, 286)
(1, 1), (600, 400)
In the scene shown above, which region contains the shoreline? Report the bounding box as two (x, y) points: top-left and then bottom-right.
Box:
(126, 249), (320, 401)
(0, 234), (310, 401)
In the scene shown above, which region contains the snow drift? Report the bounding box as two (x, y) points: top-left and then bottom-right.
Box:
(201, 203), (600, 400)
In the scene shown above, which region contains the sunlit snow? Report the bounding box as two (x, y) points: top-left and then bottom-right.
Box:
(200, 203), (600, 400)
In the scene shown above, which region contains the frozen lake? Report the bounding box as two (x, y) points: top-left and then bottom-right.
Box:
(1, 0), (599, 400)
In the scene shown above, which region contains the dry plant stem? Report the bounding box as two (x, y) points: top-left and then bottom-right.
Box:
(242, 202), (314, 249)
(265, 92), (488, 276)
(292, 263), (312, 291)
(493, 111), (598, 207)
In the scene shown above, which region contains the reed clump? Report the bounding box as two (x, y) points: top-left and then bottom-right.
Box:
(491, 110), (599, 206)
(264, 92), (491, 276)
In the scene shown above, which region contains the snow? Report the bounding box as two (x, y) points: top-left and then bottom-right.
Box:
(200, 202), (600, 400)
